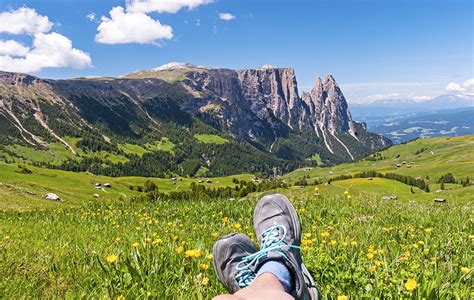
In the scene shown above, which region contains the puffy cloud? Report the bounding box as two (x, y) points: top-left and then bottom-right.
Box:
(0, 32), (92, 73)
(446, 78), (474, 93)
(219, 13), (235, 21)
(126, 0), (214, 14)
(86, 12), (96, 22)
(0, 40), (30, 57)
(0, 7), (53, 35)
(95, 6), (173, 45)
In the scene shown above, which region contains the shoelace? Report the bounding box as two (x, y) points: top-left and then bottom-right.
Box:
(235, 225), (300, 288)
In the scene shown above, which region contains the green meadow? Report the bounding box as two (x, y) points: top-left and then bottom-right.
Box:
(0, 135), (472, 298)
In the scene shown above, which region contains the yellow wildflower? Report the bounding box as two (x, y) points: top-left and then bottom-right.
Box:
(233, 223), (241, 230)
(423, 248), (430, 256)
(368, 265), (376, 272)
(185, 249), (202, 258)
(152, 238), (163, 245)
(367, 253), (374, 259)
(221, 216), (229, 223)
(211, 232), (219, 238)
(337, 296), (348, 300)
(344, 190), (349, 195)
(378, 249), (385, 255)
(405, 278), (417, 291)
(320, 231), (330, 238)
(199, 263), (209, 270)
(346, 195), (352, 199)
(202, 276), (209, 285)
(176, 246), (184, 254)
(350, 241), (357, 246)
(132, 242), (140, 248)
(116, 295), (125, 300)
(374, 260), (384, 266)
(115, 237), (121, 242)
(461, 267), (470, 274)
(106, 254), (118, 264)
(330, 240), (337, 246)
(342, 242), (348, 247)
(206, 254), (213, 260)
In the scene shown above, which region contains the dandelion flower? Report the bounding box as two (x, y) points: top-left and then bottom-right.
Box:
(368, 265), (376, 272)
(106, 254), (118, 264)
(405, 278), (417, 291)
(132, 242), (140, 248)
(176, 246), (184, 254)
(199, 263), (209, 270)
(221, 217), (229, 223)
(337, 296), (348, 300)
(202, 276), (209, 285)
(185, 249), (202, 258)
(211, 232), (219, 238)
(367, 253), (374, 259)
(233, 223), (241, 230)
(206, 254), (213, 260)
(330, 240), (337, 246)
(320, 231), (330, 238)
(461, 267), (470, 274)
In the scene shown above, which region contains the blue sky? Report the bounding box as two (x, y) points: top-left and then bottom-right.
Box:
(0, 0), (472, 102)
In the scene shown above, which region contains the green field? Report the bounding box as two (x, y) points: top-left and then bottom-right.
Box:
(0, 135), (473, 298)
(194, 134), (229, 144)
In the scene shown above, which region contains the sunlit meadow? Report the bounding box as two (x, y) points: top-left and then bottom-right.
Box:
(1, 187), (472, 299)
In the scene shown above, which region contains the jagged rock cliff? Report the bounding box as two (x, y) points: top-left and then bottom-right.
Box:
(0, 64), (391, 171)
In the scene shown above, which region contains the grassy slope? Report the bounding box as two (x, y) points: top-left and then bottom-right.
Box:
(0, 162), (253, 210)
(194, 134), (229, 144)
(1, 135), (473, 298)
(284, 135), (474, 183)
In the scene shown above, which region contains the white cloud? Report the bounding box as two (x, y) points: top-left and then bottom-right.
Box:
(446, 78), (474, 93)
(0, 6), (92, 73)
(366, 93), (400, 101)
(95, 6), (173, 45)
(219, 13), (235, 21)
(0, 40), (30, 57)
(0, 7), (53, 35)
(86, 12), (96, 22)
(0, 33), (92, 73)
(195, 18), (201, 26)
(126, 0), (214, 14)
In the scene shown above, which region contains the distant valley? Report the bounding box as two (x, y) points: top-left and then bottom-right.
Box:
(351, 94), (474, 143)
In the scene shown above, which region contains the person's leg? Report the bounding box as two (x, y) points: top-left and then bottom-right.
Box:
(212, 194), (319, 300)
(213, 273), (293, 300)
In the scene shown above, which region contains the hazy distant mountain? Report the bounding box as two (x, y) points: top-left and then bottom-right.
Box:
(351, 93), (474, 118)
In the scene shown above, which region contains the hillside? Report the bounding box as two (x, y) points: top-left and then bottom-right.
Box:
(284, 135), (474, 185)
(0, 65), (390, 178)
(0, 135), (472, 298)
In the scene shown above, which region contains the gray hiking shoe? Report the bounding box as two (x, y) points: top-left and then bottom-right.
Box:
(253, 193), (320, 300)
(212, 233), (258, 293)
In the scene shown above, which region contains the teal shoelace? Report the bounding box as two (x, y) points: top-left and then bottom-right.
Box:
(235, 224), (300, 288)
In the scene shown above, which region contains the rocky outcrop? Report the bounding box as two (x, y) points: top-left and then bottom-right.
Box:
(0, 64), (391, 164)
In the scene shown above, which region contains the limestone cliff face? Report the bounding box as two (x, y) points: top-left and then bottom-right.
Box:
(180, 67), (391, 160)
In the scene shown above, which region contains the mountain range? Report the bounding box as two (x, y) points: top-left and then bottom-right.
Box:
(0, 63), (390, 177)
(350, 93), (474, 143)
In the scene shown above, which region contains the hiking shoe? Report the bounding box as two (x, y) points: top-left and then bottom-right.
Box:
(212, 233), (258, 293)
(253, 193), (320, 300)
